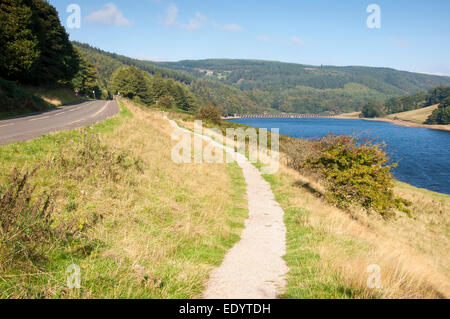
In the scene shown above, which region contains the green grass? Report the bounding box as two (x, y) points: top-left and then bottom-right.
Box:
(253, 162), (374, 299)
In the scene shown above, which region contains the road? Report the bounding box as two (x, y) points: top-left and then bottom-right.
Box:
(0, 100), (119, 145)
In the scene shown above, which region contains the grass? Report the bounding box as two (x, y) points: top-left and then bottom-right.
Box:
(25, 86), (87, 107)
(0, 99), (248, 298)
(255, 159), (449, 299)
(170, 112), (450, 299)
(386, 104), (439, 124)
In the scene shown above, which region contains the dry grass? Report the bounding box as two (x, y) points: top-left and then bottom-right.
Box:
(386, 104), (439, 124)
(25, 86), (86, 107)
(162, 113), (450, 299)
(0, 99), (247, 298)
(263, 156), (449, 298)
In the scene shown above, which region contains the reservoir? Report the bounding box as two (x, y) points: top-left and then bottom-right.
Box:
(228, 118), (450, 195)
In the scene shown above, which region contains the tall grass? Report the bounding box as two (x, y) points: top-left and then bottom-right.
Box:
(0, 99), (248, 298)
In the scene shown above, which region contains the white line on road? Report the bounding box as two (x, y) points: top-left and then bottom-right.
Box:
(0, 123), (14, 128)
(54, 111), (66, 116)
(28, 116), (50, 122)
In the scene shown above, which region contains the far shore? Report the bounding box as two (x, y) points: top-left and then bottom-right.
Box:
(336, 114), (450, 132)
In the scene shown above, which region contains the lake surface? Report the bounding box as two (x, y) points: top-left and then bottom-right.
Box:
(228, 118), (450, 195)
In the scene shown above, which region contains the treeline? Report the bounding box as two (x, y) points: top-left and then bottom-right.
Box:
(361, 85), (450, 124)
(0, 0), (103, 113)
(425, 96), (450, 125)
(384, 86), (450, 114)
(110, 66), (196, 110)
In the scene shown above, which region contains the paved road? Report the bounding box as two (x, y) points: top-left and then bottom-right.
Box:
(0, 100), (119, 145)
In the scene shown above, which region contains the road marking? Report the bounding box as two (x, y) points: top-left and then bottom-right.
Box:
(65, 102), (110, 126)
(28, 116), (50, 122)
(0, 123), (14, 128)
(68, 119), (84, 125)
(54, 111), (66, 116)
(90, 101), (110, 119)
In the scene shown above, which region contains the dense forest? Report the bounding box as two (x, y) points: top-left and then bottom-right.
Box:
(0, 0), (102, 114)
(156, 59), (450, 114)
(75, 43), (271, 115)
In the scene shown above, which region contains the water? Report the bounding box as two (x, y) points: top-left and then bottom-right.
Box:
(228, 118), (450, 195)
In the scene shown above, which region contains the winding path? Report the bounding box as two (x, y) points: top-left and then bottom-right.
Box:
(167, 117), (288, 299)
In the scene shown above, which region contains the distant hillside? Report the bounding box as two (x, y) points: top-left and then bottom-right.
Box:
(74, 44), (450, 115)
(74, 43), (271, 115)
(156, 59), (450, 114)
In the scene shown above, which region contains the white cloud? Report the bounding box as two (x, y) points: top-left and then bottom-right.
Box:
(165, 3), (178, 26)
(85, 3), (132, 27)
(183, 12), (208, 30)
(290, 36), (305, 47)
(222, 24), (243, 32)
(257, 35), (269, 41)
(162, 4), (241, 32)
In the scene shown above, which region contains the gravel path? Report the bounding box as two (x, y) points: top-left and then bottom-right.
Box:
(167, 117), (288, 299)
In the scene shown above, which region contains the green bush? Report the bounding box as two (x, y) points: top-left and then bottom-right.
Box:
(287, 134), (411, 217)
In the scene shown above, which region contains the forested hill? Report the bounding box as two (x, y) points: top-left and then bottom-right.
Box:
(156, 59), (450, 114)
(73, 43), (450, 115)
(73, 42), (194, 86)
(73, 43), (271, 115)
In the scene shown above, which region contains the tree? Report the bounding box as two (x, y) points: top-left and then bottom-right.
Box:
(197, 103), (221, 123)
(426, 97), (450, 125)
(151, 73), (167, 100)
(158, 96), (174, 108)
(360, 99), (385, 118)
(109, 66), (154, 104)
(0, 0), (79, 84)
(0, 0), (39, 82)
(71, 53), (100, 98)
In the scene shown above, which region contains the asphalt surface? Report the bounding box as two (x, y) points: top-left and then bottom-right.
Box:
(0, 100), (119, 145)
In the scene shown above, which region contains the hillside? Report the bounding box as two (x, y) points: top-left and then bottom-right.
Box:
(156, 59), (450, 114)
(74, 43), (271, 115)
(74, 44), (450, 116)
(386, 104), (438, 124)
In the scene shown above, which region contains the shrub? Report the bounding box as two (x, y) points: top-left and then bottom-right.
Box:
(158, 95), (174, 109)
(286, 134), (410, 217)
(197, 103), (222, 123)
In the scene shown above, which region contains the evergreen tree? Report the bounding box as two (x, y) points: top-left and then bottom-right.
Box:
(0, 0), (39, 82)
(0, 0), (79, 84)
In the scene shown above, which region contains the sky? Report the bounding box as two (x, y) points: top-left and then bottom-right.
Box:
(49, 0), (450, 75)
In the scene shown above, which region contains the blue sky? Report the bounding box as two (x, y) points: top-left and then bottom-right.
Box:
(49, 0), (450, 75)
